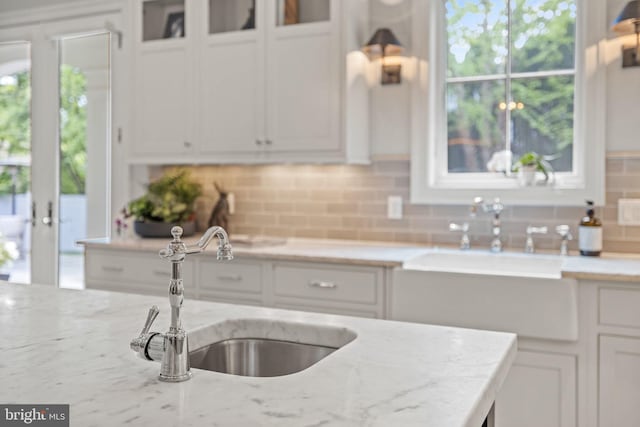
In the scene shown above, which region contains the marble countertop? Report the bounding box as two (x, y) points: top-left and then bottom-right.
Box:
(0, 283), (515, 427)
(79, 235), (432, 268)
(81, 235), (640, 282)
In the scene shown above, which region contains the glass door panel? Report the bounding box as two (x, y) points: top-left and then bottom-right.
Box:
(143, 0), (186, 41)
(58, 33), (111, 290)
(276, 0), (330, 26)
(0, 41), (32, 285)
(209, 0), (256, 34)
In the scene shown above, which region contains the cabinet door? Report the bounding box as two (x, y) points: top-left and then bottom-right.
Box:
(199, 0), (265, 154)
(264, 0), (340, 153)
(495, 351), (576, 427)
(600, 335), (640, 427)
(133, 0), (194, 158)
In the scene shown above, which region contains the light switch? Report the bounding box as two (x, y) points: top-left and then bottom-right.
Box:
(618, 199), (640, 225)
(387, 196), (403, 219)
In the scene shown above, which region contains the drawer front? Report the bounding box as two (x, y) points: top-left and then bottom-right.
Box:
(274, 303), (378, 319)
(86, 249), (194, 290)
(600, 287), (640, 329)
(198, 260), (262, 295)
(273, 263), (379, 305)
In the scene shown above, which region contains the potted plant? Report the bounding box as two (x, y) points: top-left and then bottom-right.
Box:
(127, 170), (202, 238)
(512, 152), (554, 187)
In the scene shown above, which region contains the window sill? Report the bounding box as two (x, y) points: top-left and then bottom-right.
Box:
(409, 177), (604, 206)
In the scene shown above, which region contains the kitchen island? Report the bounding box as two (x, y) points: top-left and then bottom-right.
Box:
(0, 283), (515, 426)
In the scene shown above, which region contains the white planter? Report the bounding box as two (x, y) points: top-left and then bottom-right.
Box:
(518, 165), (538, 187)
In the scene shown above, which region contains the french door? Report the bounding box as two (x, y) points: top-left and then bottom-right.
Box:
(0, 10), (123, 288)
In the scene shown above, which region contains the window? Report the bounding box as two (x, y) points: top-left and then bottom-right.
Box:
(410, 0), (606, 206)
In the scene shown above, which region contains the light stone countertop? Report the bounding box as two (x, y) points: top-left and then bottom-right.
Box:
(79, 235), (433, 268)
(0, 283), (516, 427)
(80, 235), (640, 282)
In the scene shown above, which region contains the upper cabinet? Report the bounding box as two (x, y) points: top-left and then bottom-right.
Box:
(133, 0), (195, 158)
(130, 0), (370, 164)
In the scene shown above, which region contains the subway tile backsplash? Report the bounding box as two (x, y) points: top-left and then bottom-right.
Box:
(159, 157), (640, 254)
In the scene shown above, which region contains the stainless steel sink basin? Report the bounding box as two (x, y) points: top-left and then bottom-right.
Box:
(189, 338), (337, 377)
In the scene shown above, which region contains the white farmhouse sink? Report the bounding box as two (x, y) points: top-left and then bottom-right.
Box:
(393, 250), (577, 341)
(403, 249), (564, 279)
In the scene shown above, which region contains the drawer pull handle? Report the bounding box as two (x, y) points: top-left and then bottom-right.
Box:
(217, 274), (242, 281)
(102, 266), (124, 273)
(309, 280), (337, 289)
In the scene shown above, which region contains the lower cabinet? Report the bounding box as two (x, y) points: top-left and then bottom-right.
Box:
(84, 248), (386, 317)
(599, 335), (640, 427)
(271, 261), (384, 318)
(197, 259), (263, 305)
(495, 350), (576, 427)
(85, 248), (195, 296)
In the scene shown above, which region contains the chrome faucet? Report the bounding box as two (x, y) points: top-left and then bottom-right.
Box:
(556, 225), (573, 256)
(130, 225), (233, 382)
(449, 222), (470, 250)
(524, 226), (548, 253)
(471, 197), (504, 252)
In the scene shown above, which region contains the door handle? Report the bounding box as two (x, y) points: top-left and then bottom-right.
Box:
(41, 201), (53, 227)
(31, 202), (36, 227)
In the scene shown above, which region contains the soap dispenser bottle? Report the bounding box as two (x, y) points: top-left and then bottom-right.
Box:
(578, 200), (602, 257)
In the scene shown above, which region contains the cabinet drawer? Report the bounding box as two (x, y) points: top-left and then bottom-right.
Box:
(198, 260), (262, 295)
(273, 263), (379, 305)
(86, 249), (194, 290)
(600, 287), (640, 329)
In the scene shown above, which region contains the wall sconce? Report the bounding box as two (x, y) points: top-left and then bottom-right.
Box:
(362, 28), (404, 85)
(612, 0), (640, 68)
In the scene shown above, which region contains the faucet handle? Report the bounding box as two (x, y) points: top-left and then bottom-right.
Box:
(449, 222), (470, 250)
(524, 225), (547, 253)
(130, 305), (160, 358)
(556, 225), (573, 240)
(526, 225), (548, 235)
(140, 305), (159, 336)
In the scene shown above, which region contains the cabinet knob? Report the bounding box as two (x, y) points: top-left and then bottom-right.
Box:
(184, 141), (192, 148)
(265, 139), (273, 146)
(255, 139), (263, 146)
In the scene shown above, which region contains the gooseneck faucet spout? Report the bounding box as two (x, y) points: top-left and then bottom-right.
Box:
(131, 225), (233, 382)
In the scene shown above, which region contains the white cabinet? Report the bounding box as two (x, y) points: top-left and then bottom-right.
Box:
(132, 0), (196, 159)
(596, 285), (640, 427)
(599, 336), (640, 427)
(495, 351), (577, 427)
(85, 247), (195, 296)
(197, 258), (263, 304)
(84, 247), (386, 317)
(129, 0), (369, 164)
(271, 261), (384, 318)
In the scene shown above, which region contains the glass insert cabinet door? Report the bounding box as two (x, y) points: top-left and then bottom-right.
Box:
(142, 0), (186, 41)
(276, 0), (330, 26)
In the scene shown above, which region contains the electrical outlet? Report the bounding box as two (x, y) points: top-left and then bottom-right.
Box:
(387, 196), (403, 219)
(618, 199), (640, 225)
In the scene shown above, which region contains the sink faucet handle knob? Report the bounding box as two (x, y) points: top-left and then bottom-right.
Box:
(449, 222), (471, 250)
(526, 225), (548, 235)
(171, 226), (184, 241)
(556, 225), (573, 239)
(140, 305), (159, 336)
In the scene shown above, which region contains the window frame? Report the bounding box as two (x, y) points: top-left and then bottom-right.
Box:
(410, 0), (606, 206)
